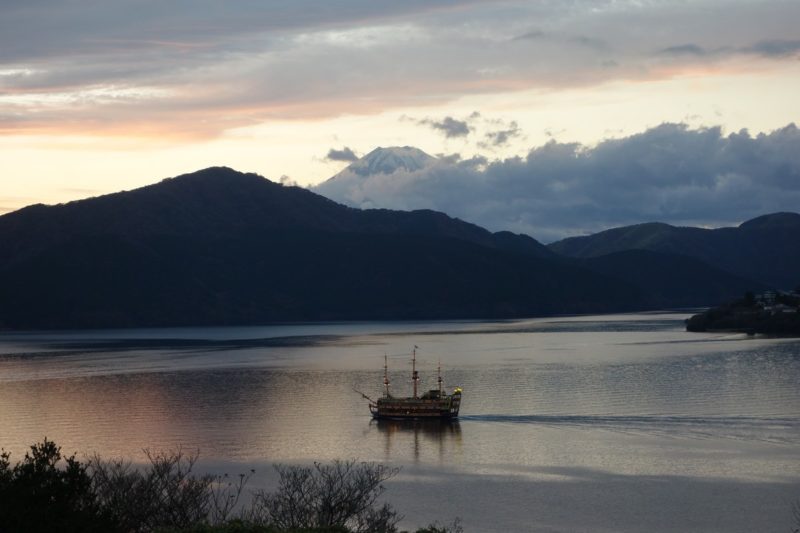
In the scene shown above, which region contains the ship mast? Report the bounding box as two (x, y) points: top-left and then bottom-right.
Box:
(412, 346), (419, 399)
(437, 359), (443, 395)
(383, 354), (390, 397)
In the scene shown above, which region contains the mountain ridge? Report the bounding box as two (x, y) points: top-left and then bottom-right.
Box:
(0, 166), (553, 262)
(0, 166), (770, 329)
(548, 213), (800, 288)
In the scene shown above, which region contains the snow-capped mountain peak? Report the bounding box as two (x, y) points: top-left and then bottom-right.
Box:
(338, 146), (436, 178)
(314, 146), (437, 208)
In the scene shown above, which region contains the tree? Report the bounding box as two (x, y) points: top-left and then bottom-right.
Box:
(1, 440), (459, 532)
(0, 438), (113, 532)
(248, 460), (401, 533)
(89, 447), (246, 532)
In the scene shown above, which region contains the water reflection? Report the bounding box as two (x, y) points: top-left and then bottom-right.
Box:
(371, 419), (463, 463)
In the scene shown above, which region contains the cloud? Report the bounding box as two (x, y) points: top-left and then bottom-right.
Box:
(314, 123), (800, 242)
(326, 147), (359, 162)
(279, 175), (299, 187)
(2, 1), (799, 139)
(511, 30), (545, 41)
(743, 39), (800, 58)
(658, 44), (707, 56)
(511, 30), (606, 50)
(418, 116), (471, 138)
(482, 120), (522, 147)
(410, 112), (522, 147)
(657, 39), (800, 60)
(569, 35), (608, 50)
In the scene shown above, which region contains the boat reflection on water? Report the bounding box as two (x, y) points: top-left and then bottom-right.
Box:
(370, 418), (463, 463)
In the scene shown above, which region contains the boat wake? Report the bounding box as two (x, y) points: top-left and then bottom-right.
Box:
(459, 414), (800, 444)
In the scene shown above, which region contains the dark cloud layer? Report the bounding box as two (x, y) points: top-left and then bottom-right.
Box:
(657, 39), (800, 60)
(0, 1), (494, 63)
(315, 123), (800, 242)
(745, 39), (800, 57)
(2, 1), (799, 137)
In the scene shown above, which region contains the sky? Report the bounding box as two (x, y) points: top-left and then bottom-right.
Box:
(2, 0), (799, 240)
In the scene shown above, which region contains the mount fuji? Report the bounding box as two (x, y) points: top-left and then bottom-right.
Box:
(338, 146), (436, 177)
(314, 146), (437, 209)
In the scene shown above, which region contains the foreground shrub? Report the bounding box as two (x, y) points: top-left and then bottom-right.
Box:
(0, 438), (114, 532)
(89, 448), (229, 531)
(162, 521), (348, 533)
(248, 460), (401, 533)
(413, 519), (463, 533)
(0, 440), (458, 532)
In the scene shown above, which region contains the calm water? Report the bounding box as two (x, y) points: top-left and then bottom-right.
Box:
(1, 313), (798, 532)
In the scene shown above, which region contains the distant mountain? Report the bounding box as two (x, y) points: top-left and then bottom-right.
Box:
(549, 213), (800, 289)
(0, 166), (551, 261)
(0, 167), (606, 329)
(0, 167), (766, 329)
(332, 146), (436, 178)
(580, 250), (763, 308)
(313, 146), (437, 208)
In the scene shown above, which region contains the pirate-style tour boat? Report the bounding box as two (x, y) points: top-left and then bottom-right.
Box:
(357, 347), (462, 420)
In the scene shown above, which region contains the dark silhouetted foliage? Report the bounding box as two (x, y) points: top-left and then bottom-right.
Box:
(686, 291), (800, 334)
(89, 448), (222, 532)
(0, 440), (460, 533)
(0, 439), (114, 533)
(248, 460), (401, 533)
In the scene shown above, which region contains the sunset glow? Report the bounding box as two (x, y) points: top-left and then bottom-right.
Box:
(2, 1), (799, 232)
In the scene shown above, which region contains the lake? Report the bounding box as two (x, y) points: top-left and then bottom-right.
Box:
(1, 312), (798, 532)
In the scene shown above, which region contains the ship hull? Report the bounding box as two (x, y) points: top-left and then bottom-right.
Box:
(371, 410), (459, 420)
(370, 394), (461, 420)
